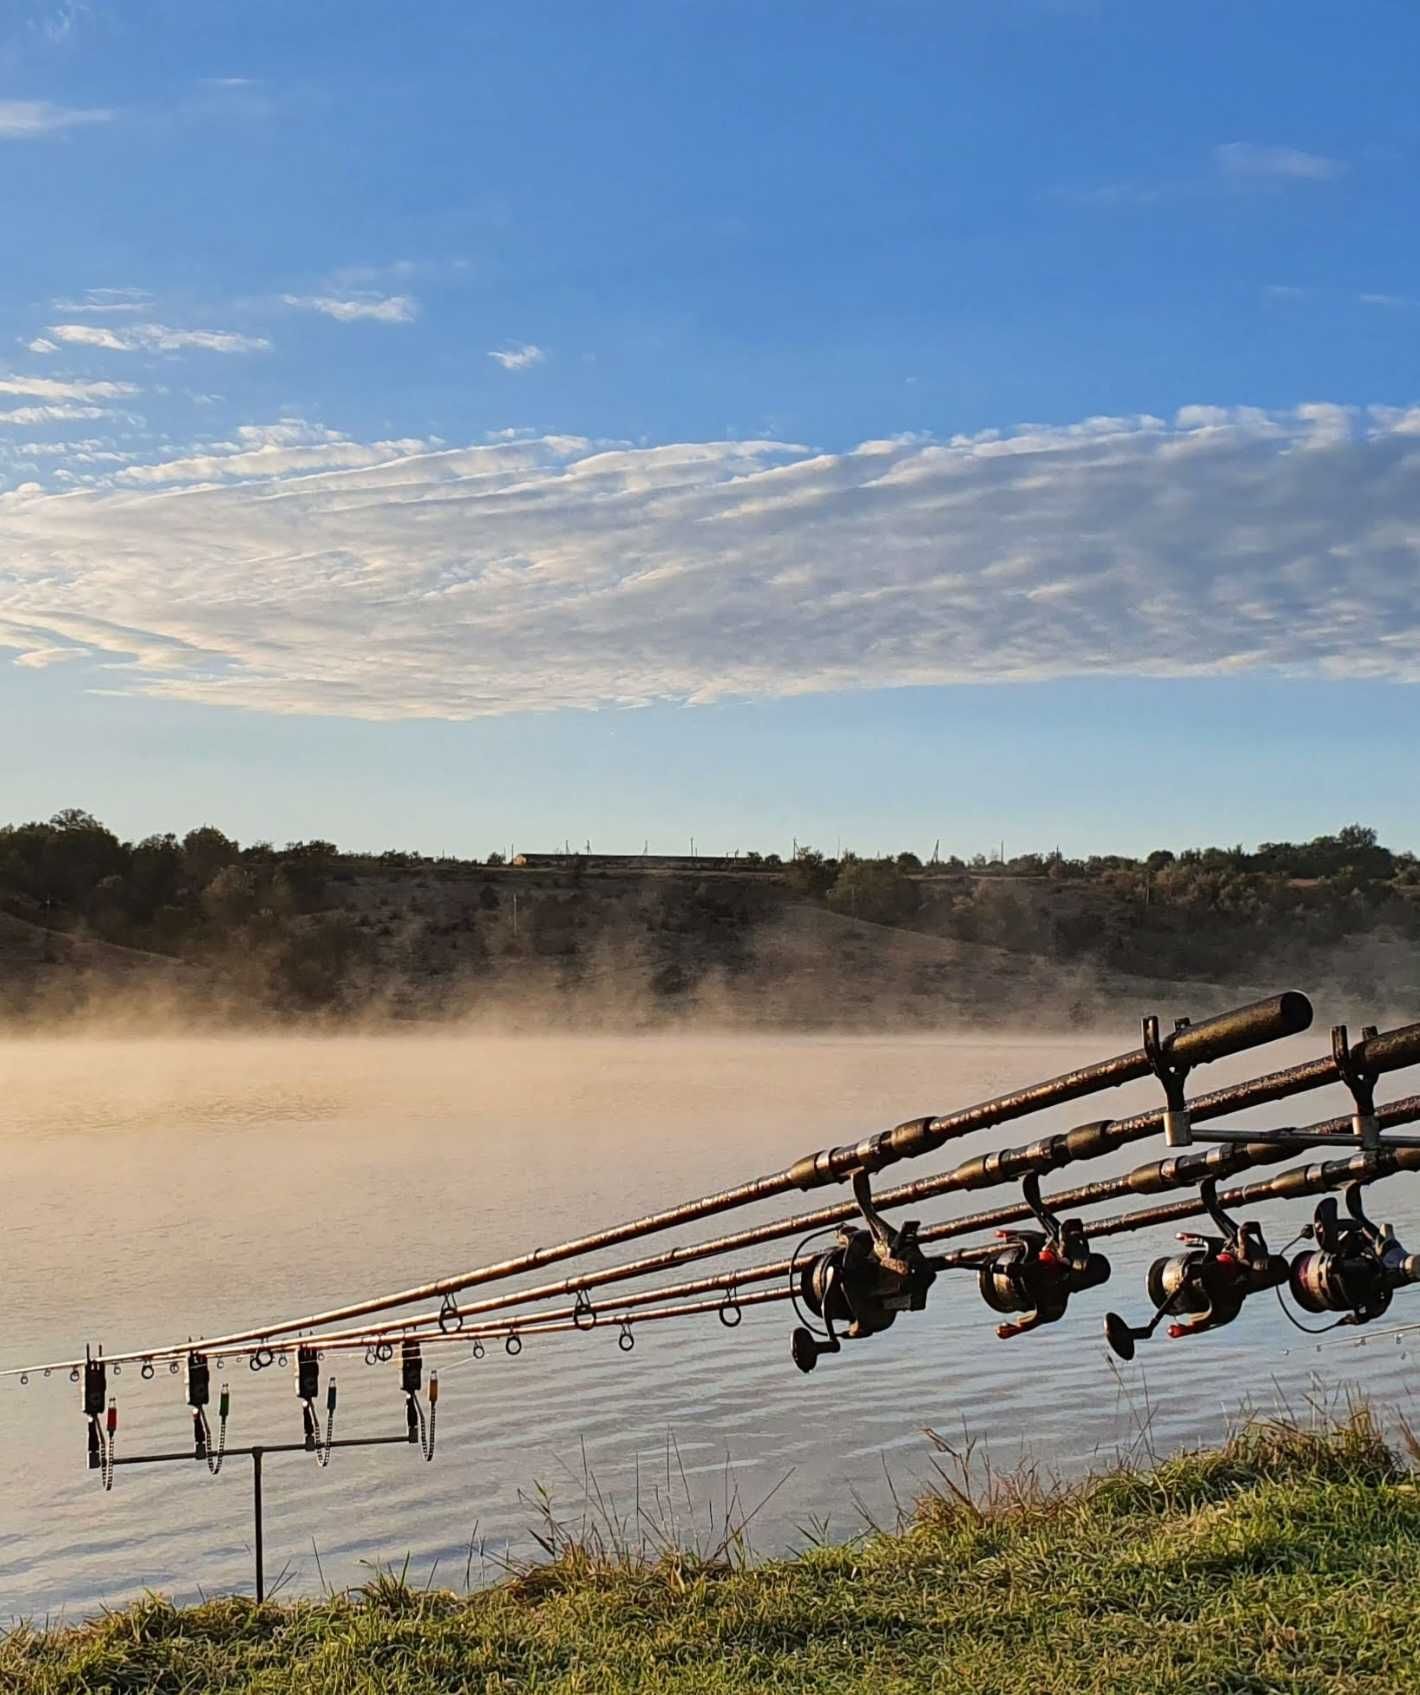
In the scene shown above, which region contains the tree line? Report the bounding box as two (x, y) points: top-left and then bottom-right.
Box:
(3, 811), (1416, 1013)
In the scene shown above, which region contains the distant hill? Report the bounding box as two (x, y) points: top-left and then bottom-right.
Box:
(2, 813), (1417, 1026)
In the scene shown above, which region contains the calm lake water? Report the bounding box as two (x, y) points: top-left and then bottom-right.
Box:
(3, 1024), (1419, 1621)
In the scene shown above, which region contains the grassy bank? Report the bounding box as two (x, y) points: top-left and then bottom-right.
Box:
(6, 1415), (1420, 1693)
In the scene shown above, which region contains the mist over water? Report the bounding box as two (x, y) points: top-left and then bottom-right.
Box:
(3, 1025), (1420, 1621)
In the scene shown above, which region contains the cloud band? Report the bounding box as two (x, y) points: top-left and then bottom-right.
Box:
(1, 405), (1417, 717)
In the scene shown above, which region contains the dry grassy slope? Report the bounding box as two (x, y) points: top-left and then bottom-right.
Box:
(327, 867), (1284, 1028)
(730, 901), (1261, 1028)
(0, 910), (192, 975)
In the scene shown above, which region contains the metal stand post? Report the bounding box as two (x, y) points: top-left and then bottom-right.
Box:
(252, 1447), (264, 1602)
(109, 1430), (414, 1602)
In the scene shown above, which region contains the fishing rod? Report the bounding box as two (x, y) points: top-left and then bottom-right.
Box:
(9, 993), (1302, 1370)
(203, 1095), (1420, 1365)
(120, 1017), (1415, 1370)
(349, 1141), (1420, 1363)
(17, 1044), (1420, 1550)
(194, 1144), (1420, 1375)
(49, 1136), (1420, 1610)
(19, 1009), (1420, 1384)
(141, 1093), (1420, 1377)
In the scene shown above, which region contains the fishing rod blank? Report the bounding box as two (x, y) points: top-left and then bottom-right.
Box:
(234, 1151), (1420, 1367)
(60, 1134), (1420, 1384)
(258, 1093), (1420, 1358)
(16, 1012), (1412, 1383)
(208, 1096), (1420, 1368)
(15, 993), (1301, 1368)
(179, 1020), (1417, 1362)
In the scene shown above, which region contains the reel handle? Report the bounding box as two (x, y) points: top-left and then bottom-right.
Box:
(1104, 1303), (1173, 1362)
(791, 1327), (841, 1374)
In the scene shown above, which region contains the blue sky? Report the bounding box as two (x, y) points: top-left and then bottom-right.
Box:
(1, 0), (1417, 858)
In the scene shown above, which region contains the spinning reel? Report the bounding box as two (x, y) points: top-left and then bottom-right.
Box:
(977, 1173), (1110, 1338)
(791, 1170), (939, 1372)
(1105, 1179), (1288, 1360)
(1289, 1183), (1420, 1326)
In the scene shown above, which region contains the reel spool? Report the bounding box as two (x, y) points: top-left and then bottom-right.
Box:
(1289, 1183), (1420, 1326)
(1105, 1178), (1288, 1360)
(976, 1173), (1110, 1338)
(791, 1170), (939, 1372)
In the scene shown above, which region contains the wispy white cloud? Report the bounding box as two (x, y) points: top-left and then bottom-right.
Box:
(489, 343), (546, 370)
(0, 374), (137, 401)
(0, 403), (110, 425)
(2, 405), (1418, 718)
(5, 438), (133, 463)
(45, 322), (270, 354)
(13, 644), (85, 668)
(25, 338), (59, 354)
(0, 99), (113, 139)
(117, 419), (436, 483)
(51, 288), (154, 314)
(1215, 142), (1344, 181)
(282, 293), (418, 324)
(1359, 291), (1417, 309)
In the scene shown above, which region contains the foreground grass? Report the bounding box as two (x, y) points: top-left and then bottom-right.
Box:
(6, 1414), (1420, 1694)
